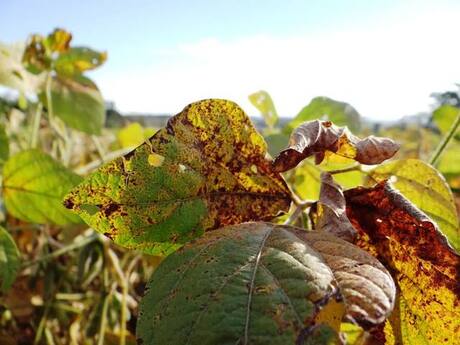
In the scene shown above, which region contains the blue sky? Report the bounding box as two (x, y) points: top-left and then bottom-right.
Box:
(2, 0), (460, 120)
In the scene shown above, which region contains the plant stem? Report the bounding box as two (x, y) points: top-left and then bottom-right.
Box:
(328, 163), (361, 175)
(23, 234), (98, 267)
(283, 200), (314, 225)
(92, 135), (106, 163)
(429, 110), (460, 165)
(97, 268), (111, 345)
(108, 249), (127, 345)
(30, 102), (43, 148)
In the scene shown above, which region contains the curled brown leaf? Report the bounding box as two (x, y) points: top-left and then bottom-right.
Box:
(273, 120), (399, 172)
(310, 172), (358, 242)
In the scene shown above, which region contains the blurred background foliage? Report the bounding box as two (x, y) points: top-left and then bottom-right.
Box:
(0, 29), (459, 344)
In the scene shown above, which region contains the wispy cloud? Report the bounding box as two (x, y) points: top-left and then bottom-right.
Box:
(97, 4), (460, 120)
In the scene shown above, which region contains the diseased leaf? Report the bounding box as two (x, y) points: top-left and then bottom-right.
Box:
(0, 226), (20, 292)
(285, 97), (361, 134)
(54, 47), (107, 77)
(249, 90), (279, 128)
(369, 159), (459, 251)
(310, 173), (357, 242)
(64, 100), (291, 255)
(137, 222), (395, 345)
(40, 75), (105, 134)
(3, 149), (82, 225)
(345, 182), (460, 345)
(274, 120), (399, 172)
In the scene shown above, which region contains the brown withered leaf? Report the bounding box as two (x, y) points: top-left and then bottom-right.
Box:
(345, 181), (460, 344)
(310, 172), (357, 242)
(273, 120), (399, 172)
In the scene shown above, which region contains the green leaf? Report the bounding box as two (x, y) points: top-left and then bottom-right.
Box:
(2, 149), (83, 225)
(432, 104), (460, 140)
(64, 100), (292, 255)
(54, 47), (107, 77)
(137, 222), (395, 345)
(249, 90), (279, 128)
(40, 75), (105, 134)
(0, 125), (9, 164)
(0, 226), (20, 292)
(117, 122), (151, 149)
(368, 158), (459, 251)
(284, 97), (361, 134)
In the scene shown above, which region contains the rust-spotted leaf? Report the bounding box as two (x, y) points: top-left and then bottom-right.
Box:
(310, 172), (357, 242)
(345, 182), (460, 345)
(137, 222), (395, 345)
(273, 120), (399, 172)
(64, 100), (291, 255)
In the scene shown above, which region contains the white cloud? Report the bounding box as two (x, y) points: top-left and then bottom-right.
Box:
(96, 5), (460, 121)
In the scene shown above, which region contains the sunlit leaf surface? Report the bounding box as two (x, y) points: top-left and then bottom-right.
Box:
(345, 182), (460, 345)
(369, 159), (459, 251)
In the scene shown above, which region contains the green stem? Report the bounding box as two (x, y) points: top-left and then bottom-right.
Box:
(97, 269), (111, 345)
(328, 163), (361, 175)
(429, 110), (460, 165)
(23, 234), (98, 267)
(108, 249), (127, 345)
(30, 102), (43, 148)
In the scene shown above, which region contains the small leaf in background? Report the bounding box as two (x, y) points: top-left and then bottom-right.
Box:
(369, 158), (459, 251)
(0, 226), (20, 292)
(137, 222), (395, 345)
(249, 90), (279, 129)
(64, 100), (291, 255)
(0, 42), (43, 93)
(54, 47), (107, 77)
(117, 122), (155, 149)
(285, 96), (362, 134)
(274, 120), (399, 172)
(310, 172), (357, 241)
(22, 29), (72, 74)
(0, 125), (9, 164)
(438, 144), (460, 191)
(2, 149), (83, 225)
(345, 182), (460, 345)
(40, 75), (105, 135)
(432, 104), (460, 140)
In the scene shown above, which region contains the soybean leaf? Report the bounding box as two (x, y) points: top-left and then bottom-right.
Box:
(285, 97), (361, 134)
(40, 75), (105, 135)
(22, 29), (72, 74)
(345, 182), (460, 344)
(2, 149), (82, 225)
(310, 173), (357, 242)
(274, 120), (399, 172)
(0, 226), (20, 292)
(64, 100), (292, 255)
(432, 104), (460, 140)
(137, 222), (395, 345)
(117, 122), (154, 149)
(249, 90), (279, 128)
(54, 47), (107, 77)
(368, 159), (459, 251)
